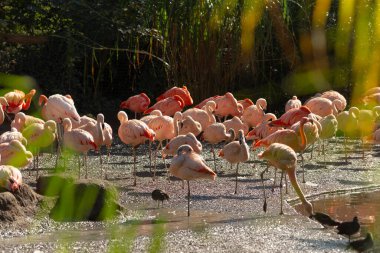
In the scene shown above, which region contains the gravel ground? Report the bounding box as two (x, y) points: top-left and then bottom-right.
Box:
(0, 137), (379, 252)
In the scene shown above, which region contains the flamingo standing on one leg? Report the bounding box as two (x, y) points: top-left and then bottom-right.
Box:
(0, 128), (27, 146)
(169, 144), (216, 216)
(304, 97), (344, 117)
(285, 96), (302, 112)
(118, 111), (155, 186)
(241, 98), (267, 128)
(336, 107), (359, 163)
(144, 95), (185, 116)
(238, 98), (254, 111)
(0, 165), (23, 192)
(162, 133), (202, 158)
(183, 101), (216, 131)
(218, 130), (250, 194)
(156, 86), (193, 106)
(269, 106), (311, 128)
(223, 116), (249, 138)
(258, 143), (314, 216)
(318, 114), (338, 162)
(214, 92), (243, 120)
(11, 112), (45, 132)
(120, 93), (151, 119)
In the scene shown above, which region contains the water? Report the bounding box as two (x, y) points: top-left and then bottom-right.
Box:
(294, 189), (380, 249)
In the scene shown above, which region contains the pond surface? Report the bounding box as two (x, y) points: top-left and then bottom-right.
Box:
(294, 189), (380, 250)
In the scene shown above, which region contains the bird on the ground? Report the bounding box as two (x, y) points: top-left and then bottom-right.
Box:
(62, 118), (96, 179)
(0, 140), (33, 168)
(285, 96), (302, 112)
(151, 189), (169, 208)
(269, 106), (311, 127)
(318, 114), (338, 161)
(258, 143), (314, 216)
(304, 97), (344, 117)
(246, 113), (281, 140)
(348, 232), (374, 252)
(214, 92), (243, 119)
(241, 98), (267, 128)
(118, 111), (155, 185)
(102, 121), (113, 163)
(0, 165), (22, 192)
(39, 94), (80, 123)
(11, 112), (45, 132)
(120, 93), (151, 119)
(0, 128), (27, 146)
(218, 129), (249, 194)
(223, 116), (249, 138)
(156, 86), (193, 106)
(194, 95), (221, 109)
(169, 144), (216, 216)
(364, 87), (380, 96)
(319, 90), (347, 112)
(178, 115), (202, 137)
(0, 97), (9, 125)
(310, 212), (341, 227)
(144, 95), (185, 116)
(237, 98), (254, 111)
(182, 101), (216, 131)
(3, 89), (36, 114)
(337, 216), (360, 242)
(162, 132), (202, 158)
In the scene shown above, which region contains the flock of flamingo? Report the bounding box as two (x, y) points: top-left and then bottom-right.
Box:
(1, 85), (380, 219)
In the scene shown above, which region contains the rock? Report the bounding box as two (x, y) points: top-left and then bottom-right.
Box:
(36, 174), (75, 197)
(49, 177), (122, 221)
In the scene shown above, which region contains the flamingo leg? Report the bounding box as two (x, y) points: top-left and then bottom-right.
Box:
(36, 149), (40, 179)
(153, 141), (158, 180)
(85, 154), (88, 179)
(260, 167), (268, 212)
(310, 143), (314, 159)
(77, 155), (81, 179)
(271, 167), (276, 193)
(285, 173), (288, 194)
(279, 171), (284, 215)
(211, 144), (217, 173)
(133, 147), (137, 186)
(149, 141), (152, 172)
(187, 180), (191, 217)
(362, 138), (365, 159)
(301, 153), (305, 183)
(160, 141), (167, 171)
(234, 163), (239, 195)
(344, 134), (348, 163)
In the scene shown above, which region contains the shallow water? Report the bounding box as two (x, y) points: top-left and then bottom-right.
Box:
(294, 190), (380, 249)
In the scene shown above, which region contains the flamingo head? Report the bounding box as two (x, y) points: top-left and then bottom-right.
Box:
(8, 177), (20, 192)
(120, 100), (129, 109)
(140, 93), (151, 103)
(117, 111), (128, 123)
(177, 144), (193, 155)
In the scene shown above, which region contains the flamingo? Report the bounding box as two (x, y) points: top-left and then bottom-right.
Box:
(178, 115), (202, 137)
(237, 98), (254, 111)
(304, 97), (344, 117)
(169, 144), (216, 216)
(285, 96), (302, 112)
(0, 165), (22, 192)
(144, 95), (185, 116)
(11, 112), (45, 132)
(70, 115), (97, 129)
(162, 133), (202, 158)
(318, 114), (338, 161)
(357, 108), (378, 158)
(0, 97), (9, 125)
(194, 95), (221, 109)
(3, 89), (36, 114)
(246, 113), (282, 140)
(363, 92), (380, 107)
(254, 117), (313, 183)
(120, 93), (151, 118)
(39, 94), (80, 123)
(117, 111), (155, 186)
(214, 92), (243, 119)
(22, 120), (56, 176)
(62, 118), (96, 179)
(223, 116), (249, 138)
(258, 143), (314, 216)
(0, 128), (27, 146)
(336, 107), (359, 163)
(0, 140), (33, 168)
(269, 106), (311, 128)
(156, 86), (193, 106)
(241, 98), (267, 128)
(182, 101), (216, 131)
(102, 122), (113, 162)
(201, 123), (235, 171)
(364, 87), (380, 96)
(319, 90), (347, 111)
(218, 130), (250, 194)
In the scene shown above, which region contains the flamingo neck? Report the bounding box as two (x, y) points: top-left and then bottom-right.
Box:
(299, 121), (307, 150)
(287, 167), (310, 214)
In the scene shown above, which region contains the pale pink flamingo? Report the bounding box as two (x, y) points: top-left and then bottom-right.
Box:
(118, 111), (155, 185)
(11, 112), (45, 132)
(0, 140), (33, 168)
(258, 143), (314, 215)
(238, 98), (254, 111)
(223, 116), (249, 138)
(62, 118), (96, 179)
(183, 101), (216, 131)
(0, 97), (8, 125)
(178, 115), (202, 137)
(169, 144), (216, 216)
(120, 93), (151, 118)
(241, 98), (267, 128)
(3, 89), (36, 114)
(364, 87), (380, 96)
(290, 117), (321, 159)
(318, 114), (338, 162)
(144, 95), (185, 116)
(214, 92), (243, 119)
(218, 130), (250, 194)
(246, 113), (281, 141)
(319, 90), (347, 111)
(285, 96), (302, 112)
(357, 108), (378, 158)
(336, 107), (359, 163)
(22, 120), (56, 176)
(304, 97), (344, 117)
(71, 115), (97, 129)
(39, 94), (80, 123)
(102, 122), (113, 162)
(140, 110), (163, 125)
(156, 86), (193, 106)
(194, 95), (221, 109)
(269, 106), (311, 127)
(254, 117), (313, 183)
(0, 165), (22, 192)
(363, 93), (380, 107)
(0, 128), (27, 146)
(162, 133), (202, 158)
(201, 123), (235, 171)
(372, 128), (380, 143)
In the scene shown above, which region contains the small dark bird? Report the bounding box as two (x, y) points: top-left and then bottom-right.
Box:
(349, 233), (374, 252)
(337, 216), (360, 242)
(310, 212), (341, 227)
(151, 189), (169, 208)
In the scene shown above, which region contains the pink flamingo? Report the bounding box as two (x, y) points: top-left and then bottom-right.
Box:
(0, 140), (33, 168)
(364, 87), (380, 96)
(318, 114), (338, 162)
(11, 112), (45, 132)
(223, 116), (249, 138)
(0, 165), (22, 192)
(363, 93), (380, 107)
(120, 93), (151, 118)
(182, 101), (216, 131)
(169, 144), (216, 216)
(285, 96), (302, 112)
(118, 111), (155, 185)
(22, 120), (56, 176)
(102, 122), (113, 163)
(3, 89), (36, 114)
(238, 98), (254, 111)
(218, 130), (250, 194)
(178, 115), (202, 137)
(39, 94), (80, 123)
(269, 106), (311, 127)
(304, 97), (344, 117)
(0, 128), (27, 146)
(201, 123), (235, 171)
(71, 115), (98, 129)
(62, 118), (96, 179)
(246, 113), (282, 140)
(156, 86), (193, 106)
(194, 95), (221, 109)
(319, 90), (347, 111)
(336, 107), (359, 163)
(0, 97), (8, 125)
(162, 133), (202, 158)
(214, 92), (243, 119)
(254, 117), (313, 183)
(241, 98), (267, 128)
(258, 143), (314, 216)
(144, 95), (185, 116)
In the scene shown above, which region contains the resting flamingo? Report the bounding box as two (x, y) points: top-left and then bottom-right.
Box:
(336, 107), (359, 163)
(182, 101), (216, 131)
(214, 92), (243, 120)
(120, 93), (151, 118)
(0, 128), (27, 146)
(156, 86), (193, 106)
(194, 95), (221, 109)
(169, 144), (216, 216)
(304, 97), (344, 117)
(162, 133), (202, 158)
(258, 143), (314, 216)
(0, 97), (9, 125)
(223, 116), (249, 138)
(0, 140), (33, 168)
(218, 130), (250, 194)
(0, 165), (22, 192)
(11, 112), (45, 132)
(3, 89), (36, 114)
(39, 94), (80, 123)
(246, 113), (281, 140)
(318, 114), (338, 162)
(285, 96), (302, 112)
(319, 90), (347, 111)
(238, 98), (254, 111)
(178, 115), (202, 137)
(269, 106), (311, 128)
(118, 111), (155, 186)
(102, 122), (113, 163)
(241, 98), (267, 128)
(144, 95), (185, 116)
